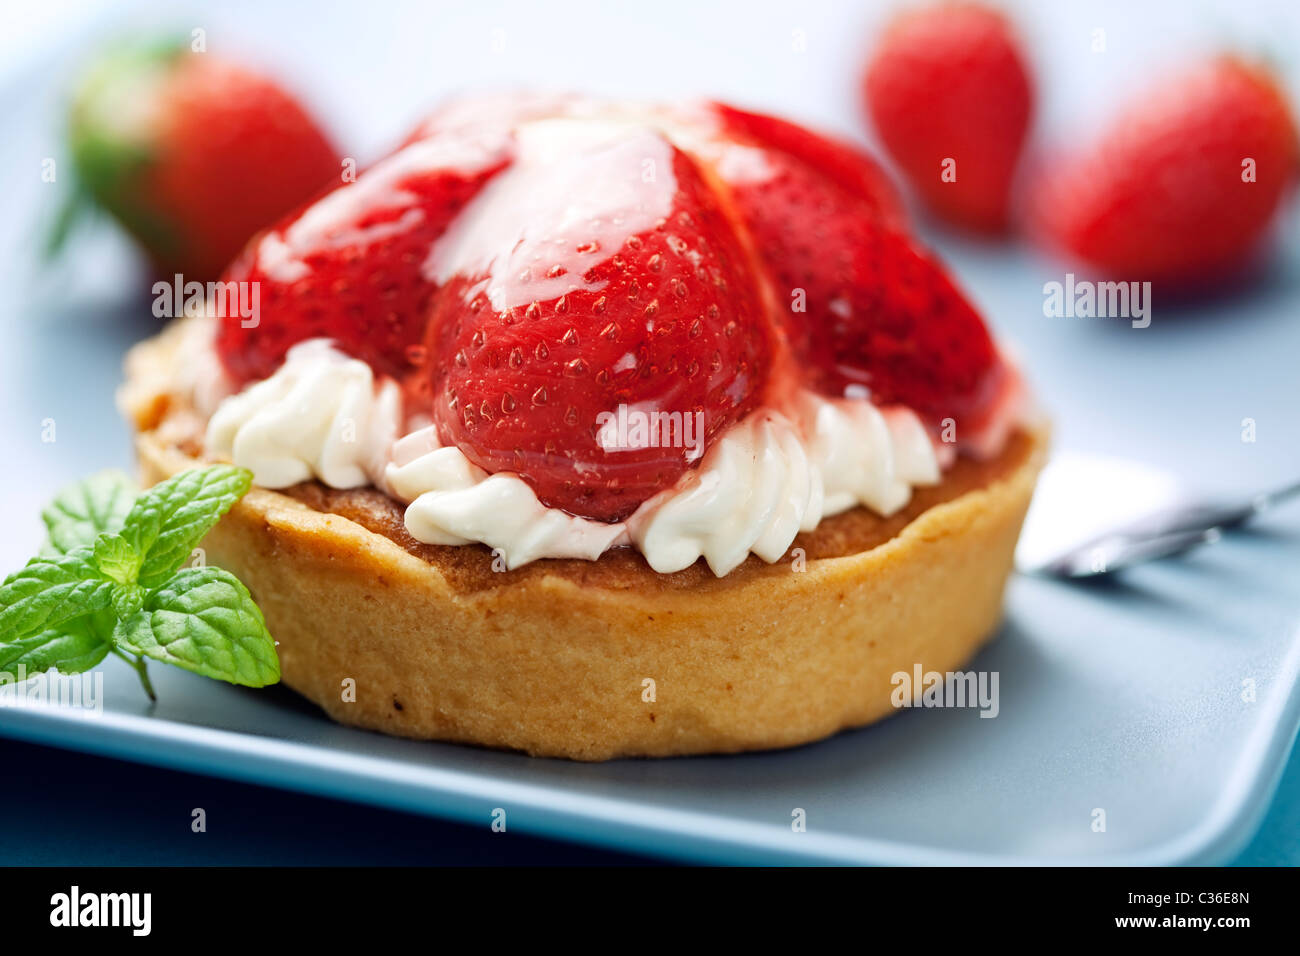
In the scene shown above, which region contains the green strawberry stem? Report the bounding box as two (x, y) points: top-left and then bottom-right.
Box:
(42, 183), (91, 261)
(111, 647), (156, 702)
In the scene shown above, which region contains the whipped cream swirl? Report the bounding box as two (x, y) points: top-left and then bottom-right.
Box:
(204, 340), (942, 576)
(629, 397), (939, 574)
(206, 341), (401, 490)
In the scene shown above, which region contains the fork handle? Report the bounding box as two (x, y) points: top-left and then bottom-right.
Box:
(1255, 479), (1300, 515)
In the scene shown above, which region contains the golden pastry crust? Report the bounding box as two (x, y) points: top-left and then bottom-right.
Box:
(121, 326), (1047, 760)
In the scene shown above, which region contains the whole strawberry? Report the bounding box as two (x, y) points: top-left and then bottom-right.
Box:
(62, 40), (340, 281)
(1031, 56), (1299, 286)
(863, 2), (1033, 233)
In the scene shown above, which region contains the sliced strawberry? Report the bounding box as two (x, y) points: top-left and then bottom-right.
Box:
(712, 120), (1005, 433)
(711, 103), (907, 229)
(215, 135), (512, 385)
(810, 223), (1006, 430)
(425, 126), (773, 522)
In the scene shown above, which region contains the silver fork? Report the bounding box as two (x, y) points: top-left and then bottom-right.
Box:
(1020, 479), (1300, 579)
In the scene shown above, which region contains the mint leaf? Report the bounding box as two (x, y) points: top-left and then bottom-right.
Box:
(0, 549), (116, 641)
(111, 584), (146, 619)
(0, 610), (114, 677)
(41, 469), (137, 555)
(91, 532), (141, 585)
(114, 566), (280, 687)
(120, 466), (251, 590)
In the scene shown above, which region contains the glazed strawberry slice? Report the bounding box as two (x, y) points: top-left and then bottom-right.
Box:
(424, 122), (773, 522)
(710, 109), (1005, 434)
(711, 103), (907, 229)
(214, 134), (513, 386)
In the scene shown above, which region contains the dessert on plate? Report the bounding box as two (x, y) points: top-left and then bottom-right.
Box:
(119, 93), (1046, 760)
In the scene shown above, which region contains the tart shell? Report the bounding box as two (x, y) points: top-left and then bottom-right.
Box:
(121, 327), (1048, 761)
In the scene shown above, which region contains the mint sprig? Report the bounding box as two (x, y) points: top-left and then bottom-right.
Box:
(0, 466), (279, 700)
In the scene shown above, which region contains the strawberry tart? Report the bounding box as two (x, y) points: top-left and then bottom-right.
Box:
(119, 94), (1046, 760)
